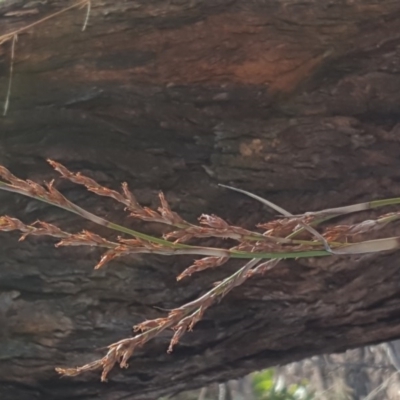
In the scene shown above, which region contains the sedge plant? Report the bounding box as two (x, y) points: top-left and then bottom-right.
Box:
(0, 161), (400, 381)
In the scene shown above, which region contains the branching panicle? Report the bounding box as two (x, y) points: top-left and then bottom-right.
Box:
(1, 161), (400, 381)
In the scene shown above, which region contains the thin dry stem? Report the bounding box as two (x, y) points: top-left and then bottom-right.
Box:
(82, 0), (91, 31)
(3, 34), (17, 117)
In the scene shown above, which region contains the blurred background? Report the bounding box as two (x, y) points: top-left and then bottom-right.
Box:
(164, 340), (400, 400)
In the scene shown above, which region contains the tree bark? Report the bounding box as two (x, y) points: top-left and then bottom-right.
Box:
(2, 0), (400, 399)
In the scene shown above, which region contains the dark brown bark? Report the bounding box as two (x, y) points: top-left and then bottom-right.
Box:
(2, 0), (400, 399)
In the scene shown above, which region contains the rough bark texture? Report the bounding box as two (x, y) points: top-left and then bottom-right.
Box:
(2, 0), (400, 399)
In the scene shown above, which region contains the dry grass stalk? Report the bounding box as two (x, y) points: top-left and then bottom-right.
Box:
(0, 0), (90, 45)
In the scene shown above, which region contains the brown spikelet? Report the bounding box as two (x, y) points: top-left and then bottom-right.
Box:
(119, 346), (135, 369)
(47, 160), (73, 179)
(0, 166), (29, 190)
(129, 206), (162, 222)
(245, 259), (280, 278)
(94, 251), (118, 269)
(167, 308), (186, 320)
(258, 216), (315, 237)
(177, 256), (229, 280)
(45, 180), (71, 206)
(26, 179), (49, 197)
(323, 219), (385, 242)
(100, 351), (118, 382)
(133, 318), (168, 332)
(167, 325), (187, 353)
(18, 228), (38, 241)
(0, 216), (27, 232)
(84, 182), (126, 204)
(0, 166), (16, 182)
(121, 182), (141, 210)
(56, 230), (113, 247)
(199, 214), (230, 229)
(188, 301), (213, 331)
(55, 358), (103, 377)
(0, 216), (69, 242)
(48, 159), (127, 205)
(158, 192), (186, 225)
(33, 220), (66, 237)
(163, 229), (195, 243)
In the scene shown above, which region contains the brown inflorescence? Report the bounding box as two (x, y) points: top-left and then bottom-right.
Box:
(1, 160), (400, 381)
